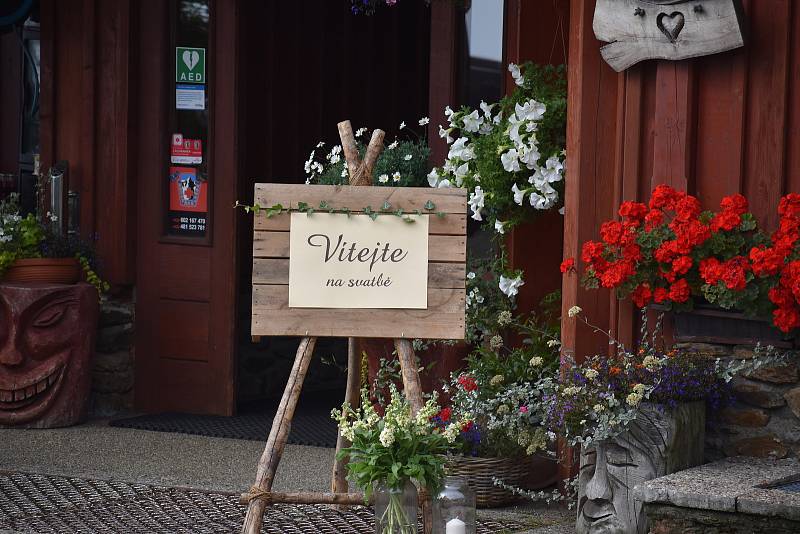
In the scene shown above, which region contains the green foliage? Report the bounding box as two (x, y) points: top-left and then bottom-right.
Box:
(332, 387), (458, 497)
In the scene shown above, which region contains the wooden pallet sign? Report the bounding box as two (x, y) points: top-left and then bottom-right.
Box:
(251, 184), (467, 340)
(593, 0), (745, 72)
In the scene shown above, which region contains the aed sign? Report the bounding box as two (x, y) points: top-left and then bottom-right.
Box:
(176, 47), (205, 83)
(288, 213), (429, 309)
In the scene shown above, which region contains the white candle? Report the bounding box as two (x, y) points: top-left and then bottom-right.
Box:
(445, 517), (466, 534)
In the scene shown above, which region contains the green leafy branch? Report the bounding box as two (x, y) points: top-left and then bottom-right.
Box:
(234, 199), (446, 222)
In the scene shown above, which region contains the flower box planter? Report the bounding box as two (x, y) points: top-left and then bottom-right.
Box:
(670, 303), (794, 349)
(576, 401), (706, 534)
(445, 454), (557, 508)
(3, 257), (81, 285)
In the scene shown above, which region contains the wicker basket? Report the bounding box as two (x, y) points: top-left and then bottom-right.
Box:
(444, 455), (555, 508)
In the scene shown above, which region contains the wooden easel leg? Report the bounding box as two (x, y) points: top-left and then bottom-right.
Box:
(331, 337), (362, 494)
(394, 338), (433, 534)
(241, 337), (317, 534)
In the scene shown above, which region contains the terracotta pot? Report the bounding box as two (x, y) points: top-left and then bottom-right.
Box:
(3, 258), (82, 284)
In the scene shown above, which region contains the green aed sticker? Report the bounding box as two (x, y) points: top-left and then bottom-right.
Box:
(176, 47), (205, 84)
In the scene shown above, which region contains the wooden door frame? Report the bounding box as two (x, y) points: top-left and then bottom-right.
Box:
(134, 0), (238, 416)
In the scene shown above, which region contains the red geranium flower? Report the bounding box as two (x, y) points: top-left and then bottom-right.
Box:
(720, 256), (749, 291)
(720, 194), (748, 215)
(644, 209), (664, 230)
(668, 278), (691, 303)
(750, 246), (784, 277)
(653, 287), (669, 304)
(600, 221), (626, 246)
(671, 256), (693, 276)
(674, 195), (702, 222)
(710, 210), (741, 232)
(649, 184), (681, 210)
(457, 375), (478, 392)
(774, 306), (800, 333)
(560, 258), (575, 273)
(631, 284), (652, 308)
(581, 241), (605, 263)
(619, 201), (648, 223)
(437, 407), (452, 423)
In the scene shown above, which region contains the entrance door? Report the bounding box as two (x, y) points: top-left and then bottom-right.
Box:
(134, 0), (238, 415)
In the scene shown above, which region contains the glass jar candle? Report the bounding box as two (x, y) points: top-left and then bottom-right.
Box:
(432, 476), (476, 534)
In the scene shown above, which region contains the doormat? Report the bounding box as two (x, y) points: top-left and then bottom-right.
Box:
(109, 398), (339, 448)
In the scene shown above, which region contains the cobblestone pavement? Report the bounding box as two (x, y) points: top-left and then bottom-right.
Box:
(0, 471), (540, 533)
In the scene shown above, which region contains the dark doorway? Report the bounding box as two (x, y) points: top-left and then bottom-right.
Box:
(235, 1), (433, 412)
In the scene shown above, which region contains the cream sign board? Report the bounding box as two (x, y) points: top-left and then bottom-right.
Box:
(288, 212), (429, 309)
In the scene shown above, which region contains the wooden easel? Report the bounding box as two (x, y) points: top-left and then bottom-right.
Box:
(241, 121), (433, 533)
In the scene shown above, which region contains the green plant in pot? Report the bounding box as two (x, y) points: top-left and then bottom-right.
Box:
(0, 194), (108, 293)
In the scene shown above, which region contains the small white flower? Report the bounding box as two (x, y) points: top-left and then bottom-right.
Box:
(529, 356), (543, 367)
(388, 140), (398, 150)
(418, 117), (430, 126)
(355, 127), (367, 138)
(467, 272), (476, 280)
(508, 63), (524, 86)
(378, 174), (389, 184)
(511, 183), (526, 205)
(494, 220), (506, 234)
(379, 426), (395, 447)
(461, 109), (483, 133)
(392, 172), (401, 183)
(316, 141), (325, 148)
(546, 339), (560, 348)
(399, 121), (406, 130)
(403, 154), (412, 161)
(593, 404), (605, 412)
(427, 169), (440, 188)
(501, 149), (521, 173)
(438, 125), (454, 144)
(499, 275), (524, 297)
(567, 305), (582, 318)
(584, 368), (599, 381)
(468, 186), (485, 221)
(626, 393), (642, 407)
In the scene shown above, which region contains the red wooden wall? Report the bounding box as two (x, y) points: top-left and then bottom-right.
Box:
(562, 0), (800, 357)
(39, 0), (136, 287)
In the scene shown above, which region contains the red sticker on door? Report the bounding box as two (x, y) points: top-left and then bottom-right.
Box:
(171, 133), (203, 164)
(169, 166), (207, 212)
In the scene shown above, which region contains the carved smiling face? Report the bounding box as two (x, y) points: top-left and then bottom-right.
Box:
(0, 284), (98, 428)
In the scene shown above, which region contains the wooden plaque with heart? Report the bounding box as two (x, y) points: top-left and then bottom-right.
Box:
(593, 0), (745, 72)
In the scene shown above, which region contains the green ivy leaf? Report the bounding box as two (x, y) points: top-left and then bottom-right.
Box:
(424, 200), (435, 211)
(381, 200), (391, 211)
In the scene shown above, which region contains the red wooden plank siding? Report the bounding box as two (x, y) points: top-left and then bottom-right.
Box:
(788, 0), (800, 195)
(743, 0), (792, 230)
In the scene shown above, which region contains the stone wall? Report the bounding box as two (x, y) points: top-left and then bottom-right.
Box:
(677, 342), (800, 460)
(90, 298), (135, 417)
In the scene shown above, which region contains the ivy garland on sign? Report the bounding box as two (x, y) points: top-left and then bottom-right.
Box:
(234, 200), (446, 223)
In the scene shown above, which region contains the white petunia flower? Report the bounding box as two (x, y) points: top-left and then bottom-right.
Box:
(403, 154), (412, 161)
(461, 109), (483, 133)
(468, 186), (485, 221)
(480, 100), (495, 118)
(499, 275), (524, 297)
(418, 117), (430, 126)
(467, 272), (476, 280)
(501, 149), (521, 172)
(508, 63), (524, 87)
(515, 99), (546, 122)
(378, 174), (389, 184)
(453, 162), (469, 187)
(437, 178), (452, 188)
(427, 168), (441, 188)
(511, 183), (525, 205)
(448, 137), (475, 161)
(438, 125), (454, 144)
(494, 220), (506, 234)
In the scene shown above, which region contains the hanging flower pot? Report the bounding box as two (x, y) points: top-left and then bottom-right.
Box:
(3, 257), (81, 284)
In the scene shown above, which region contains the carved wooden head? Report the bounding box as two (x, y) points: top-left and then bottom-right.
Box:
(576, 403), (705, 534)
(0, 284), (98, 428)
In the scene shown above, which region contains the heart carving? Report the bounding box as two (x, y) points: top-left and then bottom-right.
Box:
(657, 11), (685, 43)
(182, 50), (200, 71)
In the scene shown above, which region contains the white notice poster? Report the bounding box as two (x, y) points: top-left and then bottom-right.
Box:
(288, 213), (429, 309)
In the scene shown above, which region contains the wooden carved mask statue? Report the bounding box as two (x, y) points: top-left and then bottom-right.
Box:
(576, 403), (705, 534)
(0, 284), (98, 428)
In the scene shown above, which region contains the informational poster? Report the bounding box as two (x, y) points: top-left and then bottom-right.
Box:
(171, 134), (203, 164)
(176, 84), (205, 110)
(168, 166), (207, 237)
(288, 213), (429, 309)
(176, 47), (206, 83)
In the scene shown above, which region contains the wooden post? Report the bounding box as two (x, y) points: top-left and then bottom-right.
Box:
(242, 337), (317, 533)
(395, 338), (433, 533)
